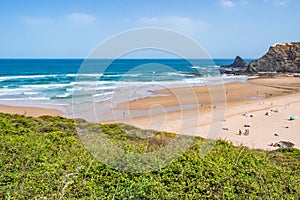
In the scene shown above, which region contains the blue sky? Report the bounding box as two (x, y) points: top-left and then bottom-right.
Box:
(0, 0), (299, 58)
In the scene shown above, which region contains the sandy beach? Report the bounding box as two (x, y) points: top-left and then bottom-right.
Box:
(1, 76), (299, 151)
(110, 76), (300, 150)
(0, 104), (63, 117)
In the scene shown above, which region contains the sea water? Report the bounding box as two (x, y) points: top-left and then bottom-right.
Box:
(0, 59), (251, 121)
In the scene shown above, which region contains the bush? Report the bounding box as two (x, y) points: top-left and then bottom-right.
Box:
(0, 113), (299, 199)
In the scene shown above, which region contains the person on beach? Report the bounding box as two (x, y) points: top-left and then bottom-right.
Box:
(244, 129), (249, 136)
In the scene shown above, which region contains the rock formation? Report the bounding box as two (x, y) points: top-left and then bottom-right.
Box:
(222, 56), (248, 69)
(220, 42), (300, 75)
(247, 42), (300, 73)
(219, 56), (248, 75)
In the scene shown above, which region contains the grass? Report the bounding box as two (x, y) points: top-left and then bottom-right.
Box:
(0, 112), (299, 199)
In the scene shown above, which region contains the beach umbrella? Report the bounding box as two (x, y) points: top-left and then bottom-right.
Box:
(290, 115), (297, 120)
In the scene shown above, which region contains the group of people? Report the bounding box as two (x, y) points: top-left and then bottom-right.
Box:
(238, 128), (249, 136)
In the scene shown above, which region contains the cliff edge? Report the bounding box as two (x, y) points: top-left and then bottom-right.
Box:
(247, 42), (300, 73)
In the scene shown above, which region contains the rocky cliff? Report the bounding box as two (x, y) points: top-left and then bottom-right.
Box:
(247, 42), (300, 73)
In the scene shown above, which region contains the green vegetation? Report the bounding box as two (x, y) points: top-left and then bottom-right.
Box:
(0, 112), (299, 199)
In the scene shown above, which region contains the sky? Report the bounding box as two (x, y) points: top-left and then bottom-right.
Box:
(0, 0), (299, 58)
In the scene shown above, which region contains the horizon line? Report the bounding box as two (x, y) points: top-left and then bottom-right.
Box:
(0, 57), (255, 60)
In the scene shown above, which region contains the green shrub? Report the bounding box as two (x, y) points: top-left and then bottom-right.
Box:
(0, 112), (299, 199)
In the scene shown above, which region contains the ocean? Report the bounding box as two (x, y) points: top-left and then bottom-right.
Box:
(0, 59), (252, 121)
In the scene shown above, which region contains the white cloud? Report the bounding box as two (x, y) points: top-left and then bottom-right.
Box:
(21, 16), (52, 25)
(66, 13), (96, 24)
(220, 0), (236, 8)
(139, 16), (207, 34)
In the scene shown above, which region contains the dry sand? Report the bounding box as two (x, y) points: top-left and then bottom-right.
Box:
(0, 104), (62, 117)
(109, 76), (300, 150)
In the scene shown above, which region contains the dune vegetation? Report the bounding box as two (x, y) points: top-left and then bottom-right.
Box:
(0, 112), (299, 199)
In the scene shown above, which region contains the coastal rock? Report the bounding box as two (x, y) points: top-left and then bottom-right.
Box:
(221, 56), (248, 68)
(272, 141), (295, 148)
(219, 56), (248, 75)
(247, 42), (300, 73)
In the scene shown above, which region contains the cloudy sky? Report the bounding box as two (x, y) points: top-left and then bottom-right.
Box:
(0, 0), (298, 58)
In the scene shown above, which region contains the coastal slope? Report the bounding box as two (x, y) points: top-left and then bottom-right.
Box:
(248, 42), (300, 73)
(0, 112), (299, 198)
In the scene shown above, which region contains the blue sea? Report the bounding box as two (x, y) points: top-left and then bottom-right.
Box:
(0, 59), (251, 120)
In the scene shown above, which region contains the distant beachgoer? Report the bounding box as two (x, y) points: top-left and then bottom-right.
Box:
(238, 129), (242, 135)
(265, 112), (269, 116)
(244, 129), (249, 136)
(244, 124), (250, 128)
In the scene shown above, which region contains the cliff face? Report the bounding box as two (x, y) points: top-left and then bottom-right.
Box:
(247, 42), (300, 73)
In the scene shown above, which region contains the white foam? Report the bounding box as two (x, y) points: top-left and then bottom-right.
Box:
(55, 93), (72, 98)
(0, 74), (59, 81)
(67, 73), (103, 77)
(67, 85), (116, 92)
(93, 91), (114, 97)
(166, 72), (184, 76)
(24, 92), (38, 95)
(0, 88), (32, 93)
(71, 81), (102, 85)
(0, 97), (50, 101)
(28, 97), (50, 100)
(117, 73), (142, 77)
(20, 83), (71, 89)
(103, 74), (121, 77)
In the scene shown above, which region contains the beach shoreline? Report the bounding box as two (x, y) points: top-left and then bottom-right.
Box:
(1, 75), (299, 151)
